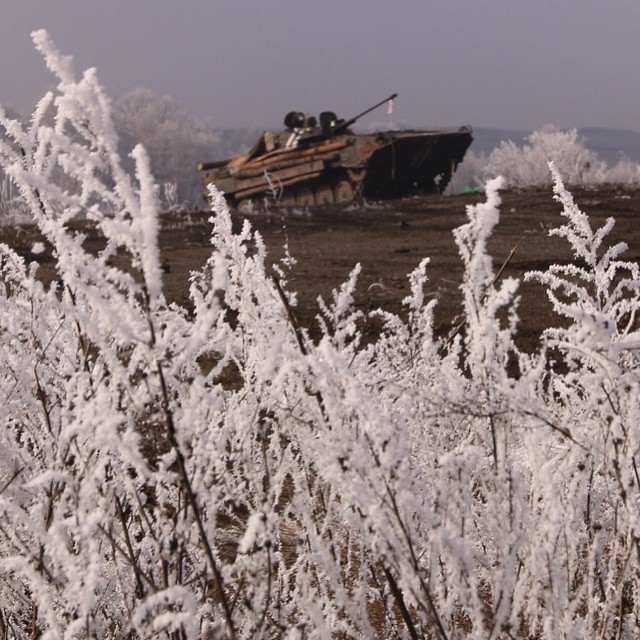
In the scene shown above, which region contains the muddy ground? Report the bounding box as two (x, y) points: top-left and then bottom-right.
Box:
(3, 183), (640, 353)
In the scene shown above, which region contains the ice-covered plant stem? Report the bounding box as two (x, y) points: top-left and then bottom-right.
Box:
(1, 30), (640, 640)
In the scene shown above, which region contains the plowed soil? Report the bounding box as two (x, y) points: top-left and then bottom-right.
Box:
(4, 184), (640, 353)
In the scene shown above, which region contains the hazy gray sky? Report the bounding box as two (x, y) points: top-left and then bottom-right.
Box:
(2, 1), (639, 131)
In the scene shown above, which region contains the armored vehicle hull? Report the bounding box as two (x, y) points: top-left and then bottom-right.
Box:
(198, 95), (473, 207)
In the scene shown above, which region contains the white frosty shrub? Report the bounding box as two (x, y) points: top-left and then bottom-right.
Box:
(606, 154), (640, 184)
(453, 127), (640, 193)
(0, 173), (32, 224)
(480, 124), (609, 187)
(2, 31), (640, 639)
(113, 87), (220, 208)
(444, 148), (487, 194)
(517, 162), (640, 638)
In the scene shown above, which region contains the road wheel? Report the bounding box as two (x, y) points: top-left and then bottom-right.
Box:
(278, 191), (296, 207)
(315, 185), (335, 205)
(236, 199), (253, 212)
(334, 180), (355, 204)
(296, 188), (315, 207)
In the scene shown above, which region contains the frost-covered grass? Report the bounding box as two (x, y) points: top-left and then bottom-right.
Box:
(1, 31), (640, 639)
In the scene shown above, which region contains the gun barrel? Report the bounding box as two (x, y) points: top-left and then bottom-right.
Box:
(334, 93), (398, 133)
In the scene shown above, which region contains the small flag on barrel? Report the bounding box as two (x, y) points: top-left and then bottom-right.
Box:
(387, 97), (394, 116)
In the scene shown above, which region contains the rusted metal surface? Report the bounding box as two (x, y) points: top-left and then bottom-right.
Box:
(236, 152), (340, 179)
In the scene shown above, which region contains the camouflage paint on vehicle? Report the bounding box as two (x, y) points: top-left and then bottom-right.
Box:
(198, 94), (473, 207)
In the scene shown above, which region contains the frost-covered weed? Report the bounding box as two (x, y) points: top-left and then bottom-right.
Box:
(0, 174), (32, 224)
(1, 31), (640, 639)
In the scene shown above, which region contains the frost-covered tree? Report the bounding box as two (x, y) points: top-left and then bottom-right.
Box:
(480, 124), (608, 187)
(450, 126), (640, 193)
(605, 154), (640, 183)
(444, 147), (487, 193)
(2, 30), (640, 639)
(113, 87), (220, 208)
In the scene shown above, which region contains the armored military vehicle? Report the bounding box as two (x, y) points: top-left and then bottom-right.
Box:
(198, 94), (473, 207)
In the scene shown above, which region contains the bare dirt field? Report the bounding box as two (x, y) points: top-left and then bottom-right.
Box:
(3, 183), (640, 352)
(160, 184), (640, 351)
